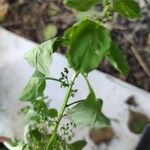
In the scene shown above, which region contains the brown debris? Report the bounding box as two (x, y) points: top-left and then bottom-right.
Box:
(0, 136), (10, 143)
(128, 110), (150, 134)
(125, 96), (138, 107)
(89, 127), (114, 145)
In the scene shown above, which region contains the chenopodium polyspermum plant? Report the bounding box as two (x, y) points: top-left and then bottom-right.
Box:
(5, 0), (141, 149)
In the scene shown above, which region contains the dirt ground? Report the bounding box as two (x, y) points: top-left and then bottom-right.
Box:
(0, 0), (150, 91)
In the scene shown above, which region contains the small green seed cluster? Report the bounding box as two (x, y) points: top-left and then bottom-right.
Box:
(59, 68), (70, 87)
(60, 121), (76, 141)
(59, 68), (78, 97)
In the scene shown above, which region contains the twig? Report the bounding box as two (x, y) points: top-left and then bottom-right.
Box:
(121, 32), (150, 78)
(131, 46), (150, 78)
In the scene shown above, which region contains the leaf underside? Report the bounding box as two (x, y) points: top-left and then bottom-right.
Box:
(20, 71), (46, 102)
(69, 91), (110, 128)
(24, 38), (62, 76)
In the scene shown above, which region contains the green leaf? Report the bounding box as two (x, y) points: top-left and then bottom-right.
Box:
(20, 106), (31, 115)
(24, 38), (62, 76)
(52, 37), (63, 50)
(69, 91), (110, 128)
(27, 128), (43, 144)
(106, 42), (129, 76)
(20, 71), (46, 102)
(33, 100), (58, 118)
(64, 0), (101, 11)
(68, 140), (87, 150)
(112, 0), (141, 19)
(26, 128), (48, 149)
(33, 100), (48, 116)
(48, 108), (58, 118)
(64, 19), (111, 73)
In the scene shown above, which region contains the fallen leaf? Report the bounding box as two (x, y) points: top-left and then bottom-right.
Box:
(89, 127), (114, 144)
(128, 110), (150, 134)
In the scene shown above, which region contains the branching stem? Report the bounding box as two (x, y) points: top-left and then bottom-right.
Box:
(45, 72), (79, 150)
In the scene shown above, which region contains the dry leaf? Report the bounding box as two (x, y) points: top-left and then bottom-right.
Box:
(89, 127), (114, 144)
(128, 110), (150, 134)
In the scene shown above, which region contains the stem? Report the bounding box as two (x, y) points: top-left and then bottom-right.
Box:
(66, 100), (84, 107)
(45, 72), (79, 150)
(45, 77), (61, 83)
(99, 4), (110, 20)
(96, 0), (111, 21)
(82, 73), (93, 91)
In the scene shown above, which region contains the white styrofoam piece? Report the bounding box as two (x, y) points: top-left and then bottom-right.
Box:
(0, 27), (150, 150)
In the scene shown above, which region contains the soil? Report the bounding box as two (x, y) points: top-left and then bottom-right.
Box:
(0, 0), (150, 91)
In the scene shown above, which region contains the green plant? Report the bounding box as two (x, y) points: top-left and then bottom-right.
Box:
(6, 0), (141, 149)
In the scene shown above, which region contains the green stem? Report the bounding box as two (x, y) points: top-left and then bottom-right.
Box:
(82, 74), (93, 91)
(45, 72), (79, 150)
(96, 0), (111, 21)
(100, 4), (110, 20)
(45, 77), (61, 83)
(66, 100), (84, 107)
